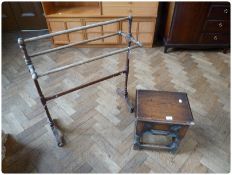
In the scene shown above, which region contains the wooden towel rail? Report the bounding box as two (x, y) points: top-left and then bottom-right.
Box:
(18, 16), (142, 147)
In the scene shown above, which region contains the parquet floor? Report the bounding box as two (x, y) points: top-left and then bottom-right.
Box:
(2, 32), (230, 173)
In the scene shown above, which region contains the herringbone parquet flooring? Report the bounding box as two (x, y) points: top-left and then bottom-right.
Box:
(2, 32), (230, 173)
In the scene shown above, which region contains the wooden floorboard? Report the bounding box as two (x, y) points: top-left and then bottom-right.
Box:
(2, 32), (230, 173)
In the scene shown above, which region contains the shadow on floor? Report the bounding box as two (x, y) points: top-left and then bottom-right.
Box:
(2, 134), (42, 173)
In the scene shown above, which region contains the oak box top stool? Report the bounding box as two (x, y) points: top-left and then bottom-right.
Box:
(134, 90), (194, 152)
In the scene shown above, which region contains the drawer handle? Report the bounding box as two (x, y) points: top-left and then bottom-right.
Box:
(218, 22), (223, 28)
(224, 8), (228, 14)
(129, 9), (132, 13)
(213, 35), (218, 40)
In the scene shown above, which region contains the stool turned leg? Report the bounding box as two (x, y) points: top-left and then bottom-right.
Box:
(133, 121), (143, 150)
(133, 134), (142, 150)
(168, 125), (182, 153)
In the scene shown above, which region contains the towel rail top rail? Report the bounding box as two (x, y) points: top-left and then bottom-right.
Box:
(23, 16), (129, 43)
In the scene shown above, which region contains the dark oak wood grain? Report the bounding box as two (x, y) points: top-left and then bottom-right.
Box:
(136, 90), (193, 125)
(164, 2), (230, 53)
(134, 90), (194, 151)
(203, 20), (230, 33)
(167, 2), (209, 44)
(207, 4), (230, 20)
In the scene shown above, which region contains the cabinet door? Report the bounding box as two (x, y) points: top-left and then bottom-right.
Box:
(138, 33), (154, 44)
(86, 33), (103, 44)
(67, 22), (84, 43)
(102, 22), (119, 44)
(122, 22), (138, 33)
(49, 21), (69, 44)
(167, 2), (209, 43)
(138, 22), (155, 33)
(138, 21), (155, 45)
(85, 20), (104, 44)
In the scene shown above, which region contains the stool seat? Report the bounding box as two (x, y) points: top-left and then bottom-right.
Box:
(136, 90), (194, 125)
(134, 90), (194, 152)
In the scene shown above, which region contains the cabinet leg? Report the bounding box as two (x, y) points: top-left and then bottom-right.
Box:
(164, 46), (168, 53)
(223, 48), (228, 54)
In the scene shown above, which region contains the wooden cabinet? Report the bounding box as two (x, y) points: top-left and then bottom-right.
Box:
(42, 2), (158, 47)
(164, 2), (230, 52)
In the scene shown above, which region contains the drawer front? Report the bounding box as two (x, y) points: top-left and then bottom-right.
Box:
(102, 6), (157, 17)
(126, 2), (158, 8)
(138, 33), (154, 44)
(102, 2), (130, 7)
(203, 20), (230, 33)
(49, 21), (69, 44)
(102, 2), (158, 8)
(208, 5), (230, 20)
(199, 33), (229, 44)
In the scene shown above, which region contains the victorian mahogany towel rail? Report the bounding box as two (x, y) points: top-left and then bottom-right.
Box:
(18, 16), (142, 147)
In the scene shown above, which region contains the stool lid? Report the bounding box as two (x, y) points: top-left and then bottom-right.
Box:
(136, 90), (194, 125)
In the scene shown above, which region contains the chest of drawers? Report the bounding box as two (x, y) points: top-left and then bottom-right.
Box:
(164, 2), (230, 53)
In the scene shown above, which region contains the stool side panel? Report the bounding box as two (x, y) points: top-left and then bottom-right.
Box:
(134, 120), (190, 150)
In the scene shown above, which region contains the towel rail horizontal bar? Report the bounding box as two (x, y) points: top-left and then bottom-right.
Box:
(30, 33), (119, 58)
(45, 70), (126, 101)
(38, 44), (139, 78)
(24, 17), (129, 43)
